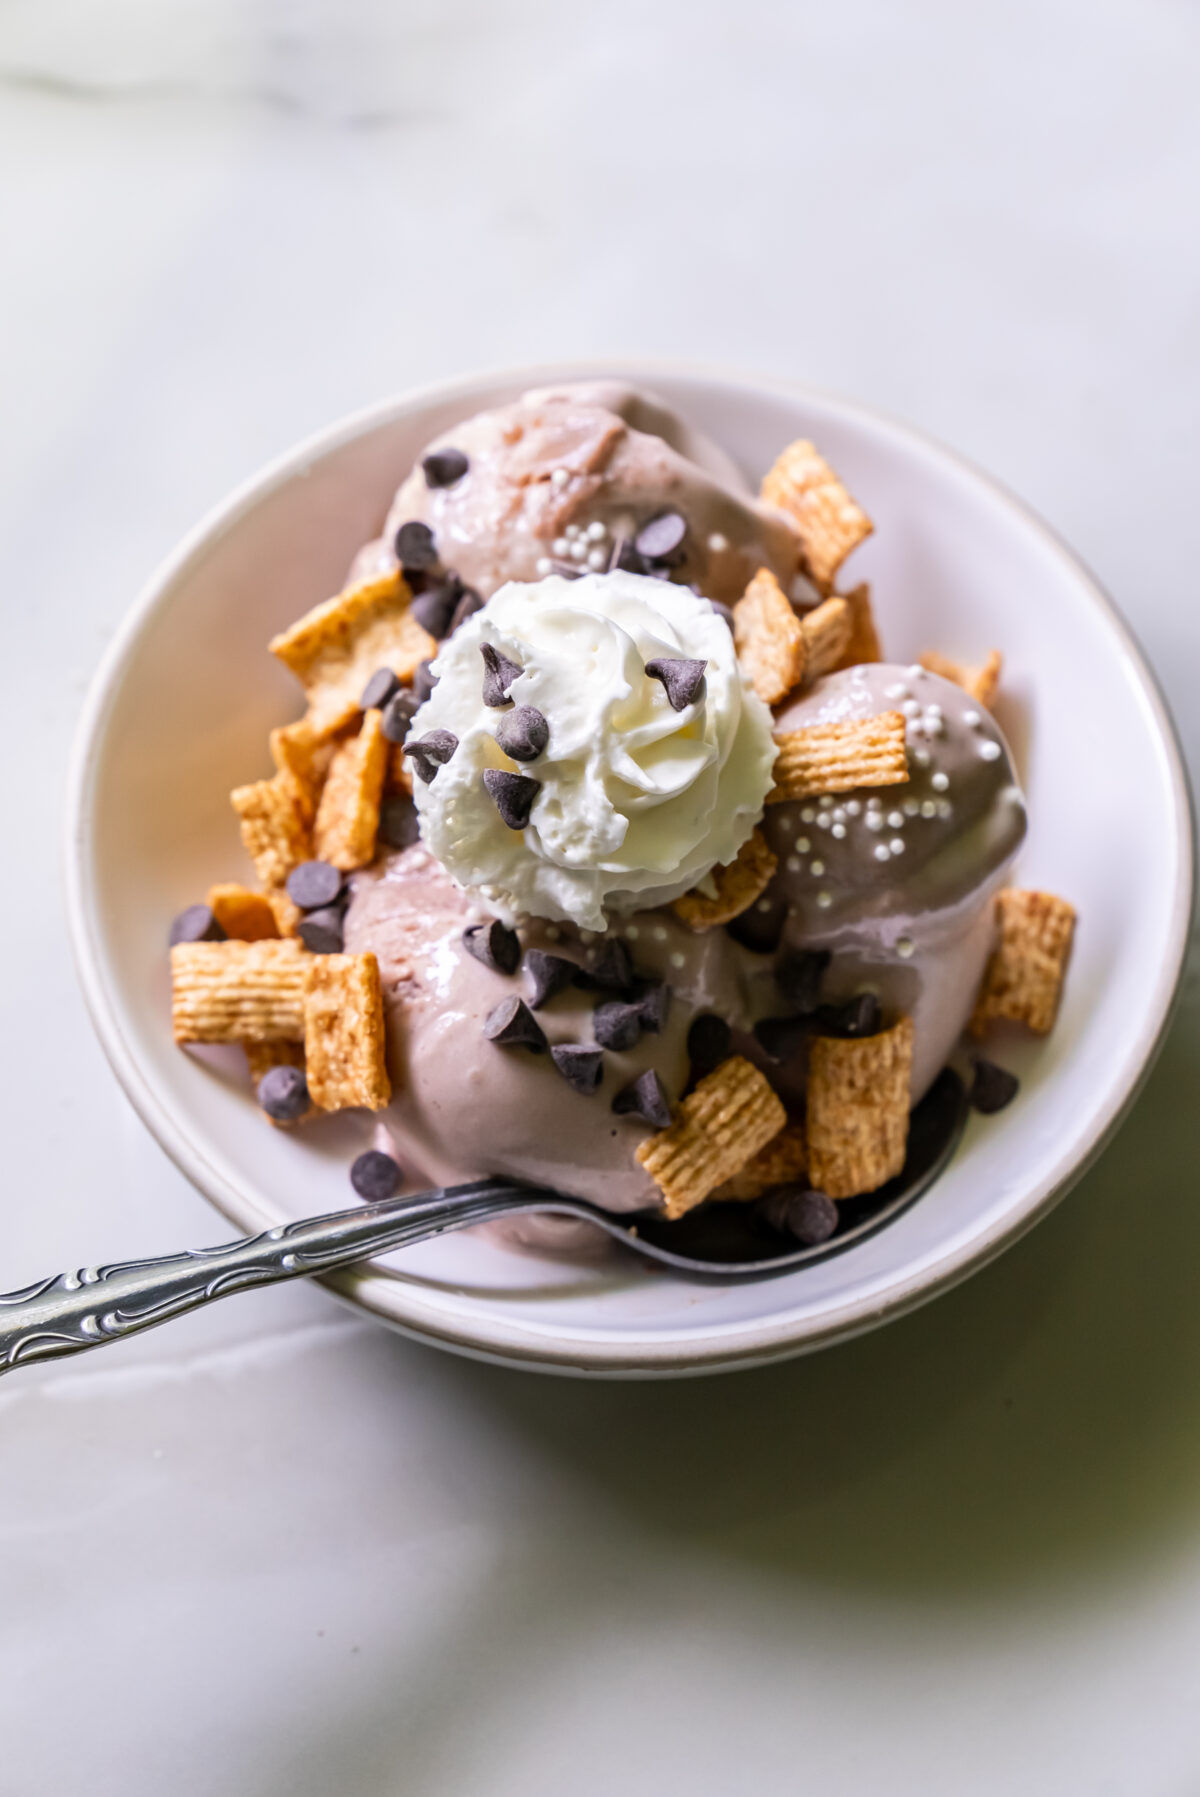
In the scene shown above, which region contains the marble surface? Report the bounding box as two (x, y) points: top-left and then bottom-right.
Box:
(2, 1), (1199, 1791)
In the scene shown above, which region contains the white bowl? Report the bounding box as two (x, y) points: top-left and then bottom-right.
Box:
(66, 363), (1194, 1376)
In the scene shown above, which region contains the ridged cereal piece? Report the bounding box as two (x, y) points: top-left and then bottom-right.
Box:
(270, 572), (435, 736)
(672, 830), (779, 931)
(313, 711), (388, 871)
(799, 596), (853, 681)
(760, 439), (873, 594)
(918, 648), (1003, 709)
(714, 1120), (808, 1201)
(230, 771), (311, 891)
(270, 717), (338, 823)
(970, 889), (1076, 1035)
(207, 883), (279, 942)
(807, 1016), (914, 1199)
(833, 583), (883, 669)
(304, 953), (392, 1111)
(733, 568), (807, 703)
(170, 940), (308, 1044)
(768, 712), (908, 802)
(636, 1056), (787, 1220)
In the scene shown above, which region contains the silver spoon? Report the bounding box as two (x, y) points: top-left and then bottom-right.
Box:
(0, 1072), (966, 1377)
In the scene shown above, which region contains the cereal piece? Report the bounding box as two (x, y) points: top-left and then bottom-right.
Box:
(918, 648), (1003, 709)
(265, 887), (303, 939)
(270, 718), (337, 824)
(807, 1016), (914, 1199)
(673, 829), (779, 930)
(833, 583), (883, 669)
(733, 568), (807, 703)
(170, 940), (308, 1044)
(970, 889), (1076, 1035)
(304, 953), (392, 1111)
(312, 710), (388, 871)
(768, 711), (908, 801)
(760, 439), (873, 594)
(231, 771), (311, 891)
(636, 1055), (786, 1220)
(270, 572), (436, 736)
(714, 1120), (808, 1201)
(799, 596), (852, 682)
(207, 883), (279, 942)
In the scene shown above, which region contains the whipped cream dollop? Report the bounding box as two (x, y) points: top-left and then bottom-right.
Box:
(409, 570), (777, 930)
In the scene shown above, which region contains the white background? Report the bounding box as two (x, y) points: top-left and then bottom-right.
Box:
(3, 2), (1200, 1792)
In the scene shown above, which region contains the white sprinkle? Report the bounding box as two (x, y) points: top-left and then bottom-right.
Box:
(580, 929), (596, 944)
(963, 709), (981, 727)
(653, 926), (668, 942)
(896, 936), (915, 959)
(912, 747), (931, 768)
(707, 531), (728, 553)
(796, 836), (811, 853)
(832, 807), (846, 825)
(865, 813), (884, 832)
(887, 811), (904, 829)
(586, 548), (607, 570)
(670, 951), (686, 969)
(866, 795), (883, 813)
(569, 539), (587, 562)
(816, 813), (832, 830)
(786, 855), (802, 873)
(816, 891), (833, 909)
(903, 798), (921, 816)
(552, 536), (570, 557)
(925, 716), (946, 737)
(921, 799), (937, 818)
(831, 823), (846, 839)
(884, 683), (909, 700)
(845, 800), (861, 817)
(810, 859), (825, 876)
(818, 794), (834, 810)
(545, 925), (560, 941)
(564, 522), (580, 539)
(586, 520), (607, 542)
(757, 899), (773, 913)
(931, 770), (950, 792)
(874, 843), (891, 861)
(980, 739), (1002, 761)
(800, 807), (816, 824)
(889, 837), (905, 854)
(535, 557), (553, 576)
(551, 468), (571, 488)
(776, 813), (794, 834)
(908, 664), (924, 679)
(925, 703), (942, 720)
(902, 699), (921, 719)
(625, 925), (639, 940)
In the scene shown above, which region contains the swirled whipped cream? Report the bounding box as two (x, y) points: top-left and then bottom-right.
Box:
(408, 570), (777, 930)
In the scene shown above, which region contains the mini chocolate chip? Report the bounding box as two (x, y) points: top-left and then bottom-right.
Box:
(447, 586), (484, 635)
(480, 642), (524, 707)
(709, 601), (735, 632)
(575, 938), (635, 994)
(494, 705), (549, 762)
(463, 918), (522, 976)
(634, 979), (671, 1034)
(297, 906), (344, 955)
(411, 577), (462, 640)
(775, 947), (831, 1013)
(969, 1058), (1020, 1114)
(483, 768), (540, 829)
(645, 656), (707, 712)
(635, 511), (687, 562)
(286, 859), (344, 911)
(612, 1069), (672, 1130)
(381, 687), (420, 743)
(726, 899), (787, 955)
(817, 992), (881, 1039)
(753, 1015), (811, 1063)
(394, 520), (437, 571)
(593, 1000), (641, 1051)
(759, 1187), (839, 1246)
(412, 660), (438, 702)
(407, 729), (459, 784)
(350, 1150), (403, 1201)
(378, 794), (421, 850)
(483, 995), (547, 1052)
(360, 666), (400, 711)
(422, 446), (469, 489)
(525, 949), (578, 1009)
(687, 1013), (731, 1076)
(168, 903), (225, 947)
(256, 1064), (309, 1123)
(551, 1043), (604, 1095)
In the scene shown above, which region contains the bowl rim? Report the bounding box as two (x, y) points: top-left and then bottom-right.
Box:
(65, 357), (1196, 1377)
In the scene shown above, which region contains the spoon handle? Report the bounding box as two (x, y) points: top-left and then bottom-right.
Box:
(0, 1182), (554, 1376)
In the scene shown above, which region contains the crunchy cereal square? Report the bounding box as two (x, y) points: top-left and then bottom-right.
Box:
(270, 572), (435, 736)
(760, 439), (873, 594)
(733, 568), (807, 703)
(833, 583), (883, 669)
(304, 953), (392, 1111)
(171, 940), (308, 1044)
(806, 1016), (914, 1198)
(313, 710), (389, 871)
(714, 1120), (808, 1201)
(636, 1055), (786, 1219)
(971, 889), (1076, 1035)
(673, 829), (778, 931)
(768, 712), (908, 801)
(230, 771), (311, 891)
(919, 648), (1003, 709)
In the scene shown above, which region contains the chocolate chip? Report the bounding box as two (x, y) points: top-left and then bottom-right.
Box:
(422, 446), (469, 489)
(635, 511), (687, 562)
(407, 729), (459, 784)
(969, 1058), (1020, 1114)
(350, 1150), (403, 1201)
(645, 656), (707, 712)
(634, 979), (671, 1034)
(412, 660), (438, 703)
(447, 586), (484, 635)
(360, 667), (400, 711)
(817, 992), (881, 1039)
(525, 949), (577, 1009)
(256, 1064), (309, 1123)
(775, 947), (830, 1013)
(753, 1015), (811, 1063)
(463, 918), (522, 976)
(759, 1187), (838, 1246)
(687, 1013), (731, 1076)
(286, 859), (344, 911)
(494, 705), (549, 762)
(551, 1043), (604, 1095)
(612, 1069), (672, 1130)
(726, 898), (787, 955)
(482, 995), (547, 1052)
(381, 687), (420, 744)
(480, 642), (524, 707)
(575, 938), (634, 994)
(394, 520), (437, 571)
(168, 903), (225, 947)
(378, 794), (421, 851)
(411, 577), (462, 640)
(593, 1000), (641, 1051)
(483, 768), (540, 829)
(297, 906), (344, 955)
(709, 601), (735, 632)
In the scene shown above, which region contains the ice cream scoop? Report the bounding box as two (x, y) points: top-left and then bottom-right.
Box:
(407, 568), (778, 931)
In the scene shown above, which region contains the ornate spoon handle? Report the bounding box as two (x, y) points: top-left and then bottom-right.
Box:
(0, 1182), (570, 1376)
